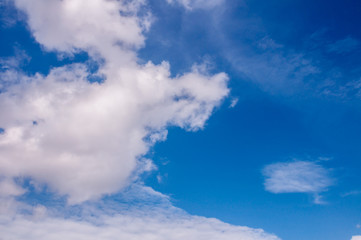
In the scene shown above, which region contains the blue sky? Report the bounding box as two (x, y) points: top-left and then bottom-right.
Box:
(0, 0), (361, 240)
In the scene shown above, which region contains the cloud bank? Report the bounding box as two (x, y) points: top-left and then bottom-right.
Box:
(0, 212), (279, 240)
(0, 213), (280, 240)
(0, 186), (279, 240)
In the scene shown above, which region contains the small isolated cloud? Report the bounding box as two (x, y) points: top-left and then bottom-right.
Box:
(327, 36), (360, 54)
(352, 236), (361, 240)
(262, 160), (333, 202)
(229, 97), (239, 108)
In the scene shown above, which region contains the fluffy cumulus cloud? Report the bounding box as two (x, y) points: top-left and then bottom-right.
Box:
(13, 0), (149, 55)
(0, 0), (228, 203)
(352, 237), (361, 240)
(0, 60), (228, 203)
(262, 160), (333, 202)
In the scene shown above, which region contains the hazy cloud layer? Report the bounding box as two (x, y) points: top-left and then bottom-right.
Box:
(0, 187), (280, 240)
(0, 214), (279, 240)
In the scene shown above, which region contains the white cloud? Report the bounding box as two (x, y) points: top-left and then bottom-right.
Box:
(262, 161), (333, 199)
(352, 236), (361, 240)
(14, 0), (149, 56)
(0, 0), (229, 203)
(0, 61), (228, 203)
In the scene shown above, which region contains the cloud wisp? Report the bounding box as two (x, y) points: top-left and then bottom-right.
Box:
(205, 7), (361, 98)
(166, 0), (224, 10)
(327, 36), (360, 54)
(262, 160), (333, 203)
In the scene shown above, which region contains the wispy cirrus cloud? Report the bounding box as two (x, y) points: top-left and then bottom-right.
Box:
(262, 160), (334, 203)
(341, 190), (361, 197)
(166, 0), (224, 10)
(327, 36), (360, 54)
(204, 6), (361, 98)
